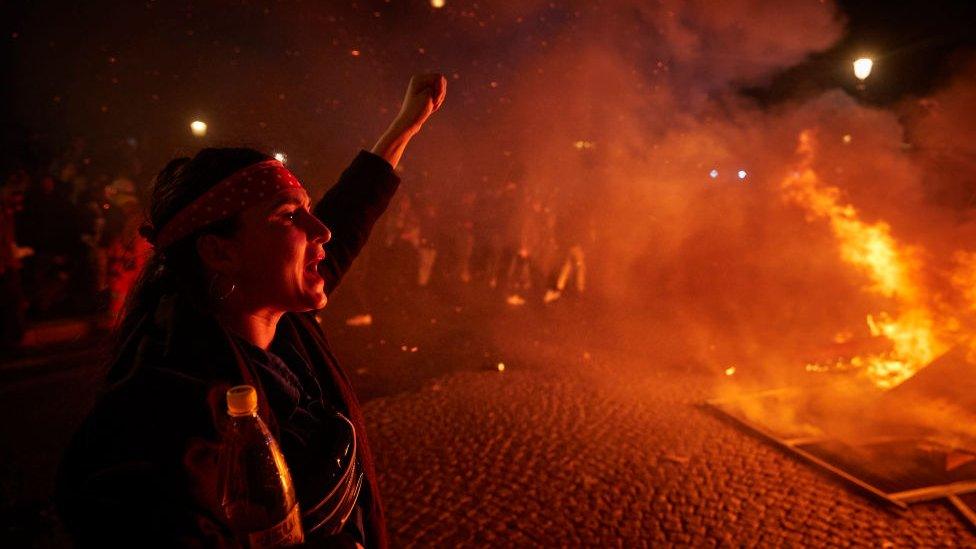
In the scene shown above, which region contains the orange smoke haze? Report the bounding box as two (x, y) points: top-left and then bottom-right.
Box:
(463, 2), (975, 391)
(290, 1), (976, 392)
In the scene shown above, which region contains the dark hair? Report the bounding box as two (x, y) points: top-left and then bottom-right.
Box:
(110, 147), (271, 370)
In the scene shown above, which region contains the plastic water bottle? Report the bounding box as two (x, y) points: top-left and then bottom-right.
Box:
(219, 385), (304, 547)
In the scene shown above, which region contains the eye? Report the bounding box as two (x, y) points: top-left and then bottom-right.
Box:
(276, 202), (310, 223)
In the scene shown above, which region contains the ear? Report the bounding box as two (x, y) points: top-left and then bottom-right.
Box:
(196, 233), (240, 276)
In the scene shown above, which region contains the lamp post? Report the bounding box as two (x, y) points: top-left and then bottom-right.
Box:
(853, 57), (873, 91)
(190, 120), (208, 138)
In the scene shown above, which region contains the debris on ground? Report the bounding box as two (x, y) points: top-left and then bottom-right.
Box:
(662, 454), (691, 465)
(346, 313), (373, 327)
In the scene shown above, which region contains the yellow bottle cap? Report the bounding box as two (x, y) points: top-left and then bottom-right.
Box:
(226, 385), (258, 416)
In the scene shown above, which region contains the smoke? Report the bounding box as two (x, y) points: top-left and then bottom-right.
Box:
(317, 8), (976, 477)
(464, 1), (976, 391)
(388, 0), (976, 447)
(635, 0), (844, 91)
(9, 0), (976, 468)
(13, 0), (975, 394)
(901, 57), (976, 225)
(474, 0), (859, 371)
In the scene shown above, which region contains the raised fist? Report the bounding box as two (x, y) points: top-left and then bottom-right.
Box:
(394, 73), (447, 134)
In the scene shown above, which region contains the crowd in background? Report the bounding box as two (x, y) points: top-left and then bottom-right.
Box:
(0, 140), (591, 352)
(0, 141), (150, 351)
(374, 181), (590, 308)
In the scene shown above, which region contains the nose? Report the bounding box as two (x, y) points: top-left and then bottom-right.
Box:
(303, 209), (332, 244)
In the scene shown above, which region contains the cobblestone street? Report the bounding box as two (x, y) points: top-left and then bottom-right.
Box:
(3, 297), (975, 546)
(364, 337), (975, 546)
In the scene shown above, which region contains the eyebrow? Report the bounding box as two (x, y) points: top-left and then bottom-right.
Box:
(269, 192), (311, 211)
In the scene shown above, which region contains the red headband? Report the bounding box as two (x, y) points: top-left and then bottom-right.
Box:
(154, 159), (303, 249)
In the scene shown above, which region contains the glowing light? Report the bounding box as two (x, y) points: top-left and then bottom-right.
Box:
(709, 169), (719, 179)
(737, 170), (747, 180)
(274, 152), (288, 164)
(190, 120), (207, 137)
(724, 366), (736, 376)
(497, 362), (505, 372)
(350, 49), (361, 57)
(781, 130), (947, 389)
(573, 140), (595, 150)
(430, 0), (445, 7)
(853, 57), (873, 81)
(345, 314), (372, 326)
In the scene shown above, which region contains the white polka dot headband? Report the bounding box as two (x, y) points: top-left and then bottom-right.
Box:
(153, 159), (303, 249)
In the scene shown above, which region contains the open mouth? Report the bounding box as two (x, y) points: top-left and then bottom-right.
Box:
(305, 256), (324, 277)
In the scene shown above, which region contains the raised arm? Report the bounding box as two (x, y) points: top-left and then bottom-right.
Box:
(315, 73), (447, 292)
(371, 73), (447, 170)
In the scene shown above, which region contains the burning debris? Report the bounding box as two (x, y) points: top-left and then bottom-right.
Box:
(709, 361), (976, 529)
(711, 117), (976, 529)
(781, 130), (954, 389)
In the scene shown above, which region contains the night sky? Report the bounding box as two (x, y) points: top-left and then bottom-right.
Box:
(755, 0), (976, 105)
(3, 0), (974, 188)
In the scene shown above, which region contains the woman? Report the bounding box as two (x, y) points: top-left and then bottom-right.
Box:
(57, 74), (446, 547)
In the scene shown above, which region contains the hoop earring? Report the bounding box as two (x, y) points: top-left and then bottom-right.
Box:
(209, 273), (237, 302)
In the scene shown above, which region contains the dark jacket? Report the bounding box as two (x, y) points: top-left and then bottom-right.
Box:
(56, 151), (399, 547)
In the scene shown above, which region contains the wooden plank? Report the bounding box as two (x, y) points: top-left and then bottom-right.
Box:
(705, 401), (908, 509)
(782, 436), (829, 446)
(890, 481), (976, 504)
(947, 494), (976, 531)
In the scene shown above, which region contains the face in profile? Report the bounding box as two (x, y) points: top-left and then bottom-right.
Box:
(224, 187), (332, 313)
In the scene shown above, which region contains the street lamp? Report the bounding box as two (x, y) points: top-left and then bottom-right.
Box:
(190, 120), (207, 138)
(853, 57), (873, 81)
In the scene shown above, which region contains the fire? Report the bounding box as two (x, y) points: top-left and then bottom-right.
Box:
(781, 130), (948, 389)
(951, 251), (976, 312)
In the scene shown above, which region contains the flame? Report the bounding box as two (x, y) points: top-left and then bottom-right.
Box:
(951, 251), (976, 313)
(781, 130), (947, 389)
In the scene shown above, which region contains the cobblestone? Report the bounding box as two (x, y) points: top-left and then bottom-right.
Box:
(364, 341), (976, 547)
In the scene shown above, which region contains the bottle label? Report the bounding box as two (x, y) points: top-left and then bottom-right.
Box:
(247, 504), (304, 548)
